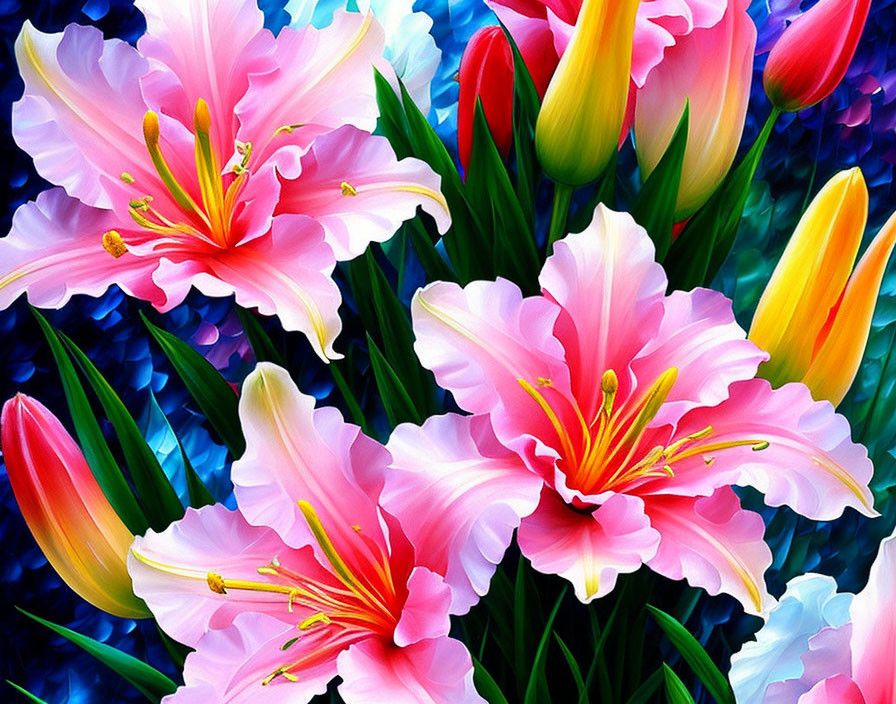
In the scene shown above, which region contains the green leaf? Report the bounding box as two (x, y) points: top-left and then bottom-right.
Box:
(647, 605), (735, 704)
(523, 587), (567, 704)
(7, 681), (49, 704)
(632, 103), (689, 261)
(329, 358), (370, 434)
(472, 657), (510, 704)
(374, 68), (412, 159)
(31, 308), (148, 535)
(235, 306), (286, 367)
(625, 667), (664, 704)
(366, 334), (422, 428)
(141, 312), (245, 458)
(663, 664), (698, 704)
(18, 608), (177, 703)
(554, 632), (587, 702)
(60, 333), (183, 530)
(406, 217), (457, 283)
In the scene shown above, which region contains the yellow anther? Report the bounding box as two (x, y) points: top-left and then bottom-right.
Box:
(194, 98), (212, 134)
(129, 197), (152, 211)
(663, 465), (674, 477)
(207, 572), (227, 594)
(257, 567), (279, 576)
(704, 457), (716, 466)
(752, 441), (770, 451)
(298, 613), (331, 631)
(275, 123), (305, 136)
(537, 377), (553, 387)
(120, 172), (135, 184)
(601, 370), (618, 415)
(352, 525), (362, 533)
(282, 672), (299, 682)
(102, 231), (128, 259)
(341, 181), (358, 197)
(263, 667), (295, 686)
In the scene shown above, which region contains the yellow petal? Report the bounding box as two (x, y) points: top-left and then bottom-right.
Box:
(750, 168), (867, 384)
(802, 209), (896, 405)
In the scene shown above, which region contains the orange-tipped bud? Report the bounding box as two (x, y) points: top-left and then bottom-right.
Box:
(1, 395), (150, 618)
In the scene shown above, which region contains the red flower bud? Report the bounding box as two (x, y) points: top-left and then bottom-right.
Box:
(763, 0), (871, 112)
(458, 26), (515, 172)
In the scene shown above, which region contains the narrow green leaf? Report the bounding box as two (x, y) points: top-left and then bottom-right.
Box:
(329, 359), (370, 434)
(7, 682), (49, 704)
(18, 608), (177, 703)
(31, 308), (148, 534)
(513, 557), (531, 697)
(141, 312), (245, 458)
(472, 657), (510, 704)
(625, 667), (664, 704)
(568, 152), (619, 235)
(663, 664), (698, 704)
(235, 306), (286, 367)
(406, 217), (458, 283)
(554, 632), (587, 702)
(60, 333), (183, 530)
(366, 334), (422, 428)
(523, 587), (567, 704)
(374, 68), (412, 159)
(647, 605), (735, 704)
(632, 103), (689, 261)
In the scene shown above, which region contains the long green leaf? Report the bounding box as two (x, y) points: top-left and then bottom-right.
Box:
(406, 217), (458, 283)
(625, 667), (664, 704)
(366, 334), (422, 428)
(663, 664), (698, 704)
(472, 657), (510, 704)
(555, 632), (587, 702)
(60, 333), (183, 530)
(235, 306), (287, 367)
(141, 312), (245, 458)
(31, 308), (148, 534)
(7, 682), (49, 704)
(523, 587), (567, 704)
(18, 608), (177, 703)
(647, 605), (735, 704)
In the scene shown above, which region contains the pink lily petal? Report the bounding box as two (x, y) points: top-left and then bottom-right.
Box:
(135, 0), (276, 159)
(336, 636), (484, 704)
(539, 204), (666, 418)
(393, 567), (452, 647)
(0, 188), (165, 310)
(276, 126), (449, 260)
(849, 531), (896, 702)
(411, 278), (569, 439)
(631, 288), (767, 426)
(667, 379), (876, 520)
(167, 612), (341, 703)
(232, 363), (391, 562)
(13, 22), (154, 209)
(517, 489), (660, 603)
(151, 214), (343, 360)
(128, 504), (333, 647)
(797, 676), (867, 704)
(236, 11), (385, 173)
(644, 486), (772, 615)
(383, 413), (542, 614)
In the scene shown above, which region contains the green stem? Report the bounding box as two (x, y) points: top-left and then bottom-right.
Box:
(548, 182), (575, 247)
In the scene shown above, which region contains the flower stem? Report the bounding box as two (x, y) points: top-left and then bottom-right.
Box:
(548, 182), (574, 247)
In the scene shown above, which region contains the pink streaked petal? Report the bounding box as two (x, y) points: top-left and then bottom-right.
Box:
(336, 636), (483, 704)
(797, 676), (866, 704)
(517, 489), (660, 603)
(128, 504), (329, 647)
(237, 11), (385, 171)
(411, 279), (568, 438)
(167, 613), (341, 703)
(631, 288), (767, 426)
(152, 215), (343, 360)
(13, 22), (154, 209)
(850, 531), (896, 702)
(669, 379), (876, 520)
(276, 126), (449, 260)
(0, 188), (165, 310)
(232, 363), (390, 562)
(540, 205), (667, 420)
(393, 567), (452, 647)
(644, 487), (772, 616)
(135, 0), (276, 159)
(383, 413), (542, 614)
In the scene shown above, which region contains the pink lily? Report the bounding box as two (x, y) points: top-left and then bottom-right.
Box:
(129, 363), (535, 702)
(410, 204), (876, 614)
(1, 0), (450, 360)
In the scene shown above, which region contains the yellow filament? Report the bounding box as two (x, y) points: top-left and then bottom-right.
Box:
(193, 99), (228, 245)
(600, 369), (618, 416)
(518, 378), (579, 466)
(298, 612), (331, 630)
(143, 111), (203, 216)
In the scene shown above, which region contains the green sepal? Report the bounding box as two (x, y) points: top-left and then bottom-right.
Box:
(632, 103), (689, 261)
(60, 332), (183, 531)
(663, 664), (698, 704)
(140, 312), (245, 458)
(647, 605), (735, 704)
(31, 308), (149, 535)
(18, 608), (178, 703)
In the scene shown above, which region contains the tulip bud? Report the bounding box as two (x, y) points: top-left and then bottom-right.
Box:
(458, 26), (515, 172)
(763, 0), (871, 112)
(634, 0), (756, 220)
(1, 395), (150, 618)
(749, 169), (896, 405)
(535, 0), (641, 186)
